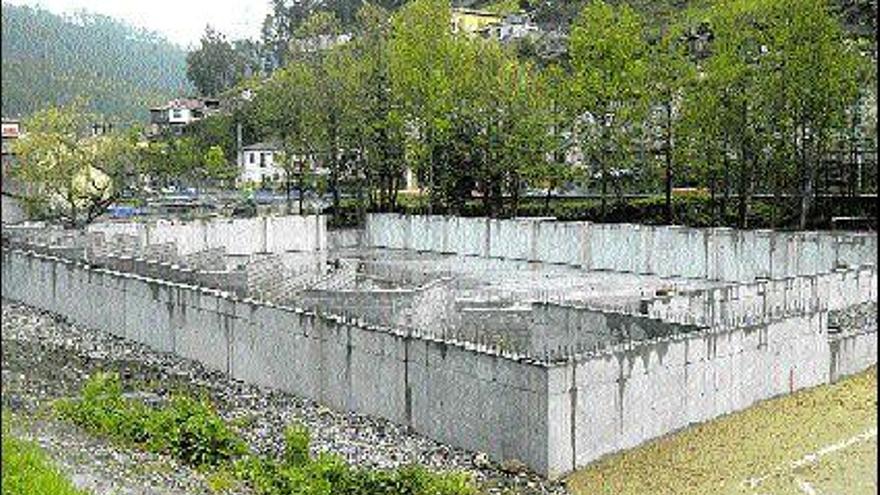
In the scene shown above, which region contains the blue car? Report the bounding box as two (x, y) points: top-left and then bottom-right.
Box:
(108, 205), (143, 218)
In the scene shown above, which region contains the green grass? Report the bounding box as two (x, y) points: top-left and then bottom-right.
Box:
(2, 429), (89, 495)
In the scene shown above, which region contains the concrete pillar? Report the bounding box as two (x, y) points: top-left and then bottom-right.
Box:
(530, 220), (539, 262)
(405, 214), (413, 250)
(483, 218), (491, 258)
(580, 222), (592, 271)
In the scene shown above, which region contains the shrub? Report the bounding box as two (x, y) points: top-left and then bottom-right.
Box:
(144, 395), (247, 467)
(283, 421), (311, 467)
(57, 374), (477, 495)
(55, 372), (246, 468)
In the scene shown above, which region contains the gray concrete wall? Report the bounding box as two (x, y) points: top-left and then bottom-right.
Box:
(1, 194), (27, 224)
(640, 267), (878, 327)
(365, 214), (877, 283)
(544, 313), (833, 477)
(88, 215), (326, 256)
(1, 247), (551, 474)
(327, 229), (362, 250)
(829, 331), (877, 382)
(3, 246), (876, 478)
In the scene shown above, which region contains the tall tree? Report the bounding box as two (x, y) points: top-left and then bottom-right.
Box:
(253, 61), (319, 212)
(765, 0), (862, 228)
(649, 24), (697, 224)
(569, 0), (649, 219)
(186, 26), (239, 96)
(389, 0), (456, 213)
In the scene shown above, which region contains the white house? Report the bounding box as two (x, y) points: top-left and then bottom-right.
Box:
(479, 14), (541, 43)
(148, 98), (221, 137)
(239, 141), (284, 184)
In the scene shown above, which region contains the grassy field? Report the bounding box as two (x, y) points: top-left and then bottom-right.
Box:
(567, 367), (877, 495)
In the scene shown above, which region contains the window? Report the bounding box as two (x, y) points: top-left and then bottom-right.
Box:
(260, 152), (266, 168)
(171, 108), (183, 119)
(249, 152), (255, 164)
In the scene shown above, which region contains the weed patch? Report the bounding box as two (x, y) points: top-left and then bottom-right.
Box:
(55, 372), (477, 495)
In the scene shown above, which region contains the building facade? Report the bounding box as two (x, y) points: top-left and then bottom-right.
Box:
(148, 98), (221, 137)
(239, 141), (284, 184)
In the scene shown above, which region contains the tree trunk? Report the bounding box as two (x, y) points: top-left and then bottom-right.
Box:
(298, 159), (304, 215)
(664, 99), (673, 225)
(544, 180), (554, 216)
(798, 126), (812, 230)
(709, 172), (717, 227)
(599, 153), (607, 221)
(721, 146), (730, 224)
(285, 173), (292, 214)
(330, 166), (340, 219)
(511, 173), (520, 217)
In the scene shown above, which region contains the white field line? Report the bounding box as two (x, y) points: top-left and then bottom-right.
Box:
(795, 477), (819, 495)
(742, 426), (877, 491)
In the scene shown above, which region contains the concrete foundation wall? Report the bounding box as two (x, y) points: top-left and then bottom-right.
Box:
(327, 229), (362, 250)
(544, 313), (832, 476)
(1, 248), (551, 474)
(87, 215), (326, 256)
(641, 267), (878, 327)
(829, 331), (877, 382)
(365, 214), (877, 282)
(4, 246), (876, 478)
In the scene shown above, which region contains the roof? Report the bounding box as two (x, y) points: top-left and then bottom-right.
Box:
(451, 7), (501, 18)
(149, 98), (213, 112)
(242, 141), (282, 151)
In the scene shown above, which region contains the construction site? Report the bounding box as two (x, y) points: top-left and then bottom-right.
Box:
(1, 213), (876, 477)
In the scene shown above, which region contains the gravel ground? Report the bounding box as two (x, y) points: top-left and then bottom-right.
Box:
(1, 299), (569, 494)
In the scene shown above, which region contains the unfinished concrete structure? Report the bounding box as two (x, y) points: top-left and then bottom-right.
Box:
(1, 213), (876, 477)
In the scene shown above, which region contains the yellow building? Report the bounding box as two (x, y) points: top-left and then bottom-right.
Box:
(451, 8), (502, 35)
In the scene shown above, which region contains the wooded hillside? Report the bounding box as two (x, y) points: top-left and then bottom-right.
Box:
(1, 3), (193, 124)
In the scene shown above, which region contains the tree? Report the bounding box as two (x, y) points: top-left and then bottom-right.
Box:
(203, 145), (238, 188)
(529, 62), (578, 215)
(11, 101), (138, 227)
(186, 26), (240, 96)
(351, 3), (406, 214)
(764, 0), (862, 228)
(252, 61), (319, 212)
(649, 24), (697, 224)
(389, 0), (456, 213)
(569, 0), (649, 219)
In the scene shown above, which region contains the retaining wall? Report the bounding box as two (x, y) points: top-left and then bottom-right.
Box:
(366, 214), (877, 282)
(638, 267), (878, 327)
(545, 313), (833, 474)
(2, 247), (876, 478)
(1, 248), (551, 474)
(88, 215), (327, 256)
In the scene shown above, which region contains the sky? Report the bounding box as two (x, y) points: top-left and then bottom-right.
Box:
(3, 0), (269, 48)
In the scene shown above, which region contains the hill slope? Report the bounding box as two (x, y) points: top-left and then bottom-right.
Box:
(1, 3), (193, 125)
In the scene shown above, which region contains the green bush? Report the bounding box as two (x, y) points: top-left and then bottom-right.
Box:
(144, 395), (247, 467)
(54, 372), (151, 445)
(55, 372), (246, 468)
(283, 421), (311, 467)
(56, 373), (478, 495)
